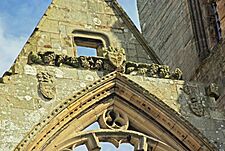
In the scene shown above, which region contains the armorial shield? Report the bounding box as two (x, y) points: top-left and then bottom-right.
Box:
(189, 102), (204, 117)
(39, 83), (56, 100)
(107, 47), (126, 68)
(37, 71), (56, 100)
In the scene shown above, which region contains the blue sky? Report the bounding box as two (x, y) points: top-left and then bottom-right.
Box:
(0, 0), (140, 76)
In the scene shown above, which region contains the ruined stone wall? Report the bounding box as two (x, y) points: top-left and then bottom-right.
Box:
(1, 0), (225, 150)
(0, 0), (157, 150)
(0, 65), (104, 150)
(13, 0), (154, 76)
(192, 41), (225, 98)
(218, 0), (225, 36)
(1, 63), (225, 150)
(137, 0), (200, 80)
(127, 75), (225, 149)
(199, 0), (225, 49)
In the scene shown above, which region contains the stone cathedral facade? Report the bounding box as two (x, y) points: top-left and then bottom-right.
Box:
(0, 0), (224, 150)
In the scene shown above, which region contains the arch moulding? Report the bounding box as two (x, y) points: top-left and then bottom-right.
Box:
(15, 72), (216, 151)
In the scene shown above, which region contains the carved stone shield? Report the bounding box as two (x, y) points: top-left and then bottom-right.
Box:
(189, 102), (204, 117)
(108, 48), (126, 68)
(39, 83), (56, 100)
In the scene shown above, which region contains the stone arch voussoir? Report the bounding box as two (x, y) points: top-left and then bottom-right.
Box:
(15, 72), (217, 151)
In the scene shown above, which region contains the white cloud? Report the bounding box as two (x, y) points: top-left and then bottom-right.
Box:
(0, 18), (27, 77)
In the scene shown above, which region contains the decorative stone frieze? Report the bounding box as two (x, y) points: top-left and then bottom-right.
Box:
(125, 62), (183, 80)
(28, 48), (183, 80)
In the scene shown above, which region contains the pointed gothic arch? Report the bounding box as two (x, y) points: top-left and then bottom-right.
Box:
(15, 72), (216, 151)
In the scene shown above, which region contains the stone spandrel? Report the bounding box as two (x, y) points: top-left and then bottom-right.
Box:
(0, 64), (105, 150)
(125, 74), (225, 149)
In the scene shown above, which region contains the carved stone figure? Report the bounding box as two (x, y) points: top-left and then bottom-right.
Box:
(171, 68), (183, 80)
(137, 67), (148, 76)
(42, 51), (56, 65)
(37, 71), (56, 100)
(55, 55), (65, 67)
(94, 59), (103, 70)
(158, 65), (170, 78)
(64, 56), (79, 68)
(148, 63), (159, 78)
(28, 51), (56, 66)
(80, 56), (91, 69)
(28, 50), (183, 80)
(125, 61), (138, 75)
(88, 57), (95, 69)
(206, 83), (219, 99)
(28, 52), (42, 64)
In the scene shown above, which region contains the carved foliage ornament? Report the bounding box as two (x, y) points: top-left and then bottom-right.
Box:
(37, 71), (56, 100)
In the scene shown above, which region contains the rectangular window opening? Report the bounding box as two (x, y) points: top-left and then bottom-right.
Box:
(74, 37), (104, 57)
(77, 46), (97, 57)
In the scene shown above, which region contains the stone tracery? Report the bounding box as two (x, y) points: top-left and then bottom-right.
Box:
(99, 107), (129, 130)
(56, 130), (176, 151)
(54, 107), (176, 151)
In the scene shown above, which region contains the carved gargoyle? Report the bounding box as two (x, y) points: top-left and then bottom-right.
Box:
(55, 55), (65, 67)
(137, 64), (149, 76)
(88, 57), (95, 69)
(80, 56), (91, 69)
(64, 56), (79, 68)
(158, 65), (170, 79)
(206, 83), (219, 99)
(94, 59), (104, 70)
(28, 51), (56, 66)
(171, 68), (183, 80)
(148, 63), (159, 78)
(125, 62), (138, 75)
(27, 48), (183, 80)
(42, 51), (56, 65)
(28, 52), (42, 64)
